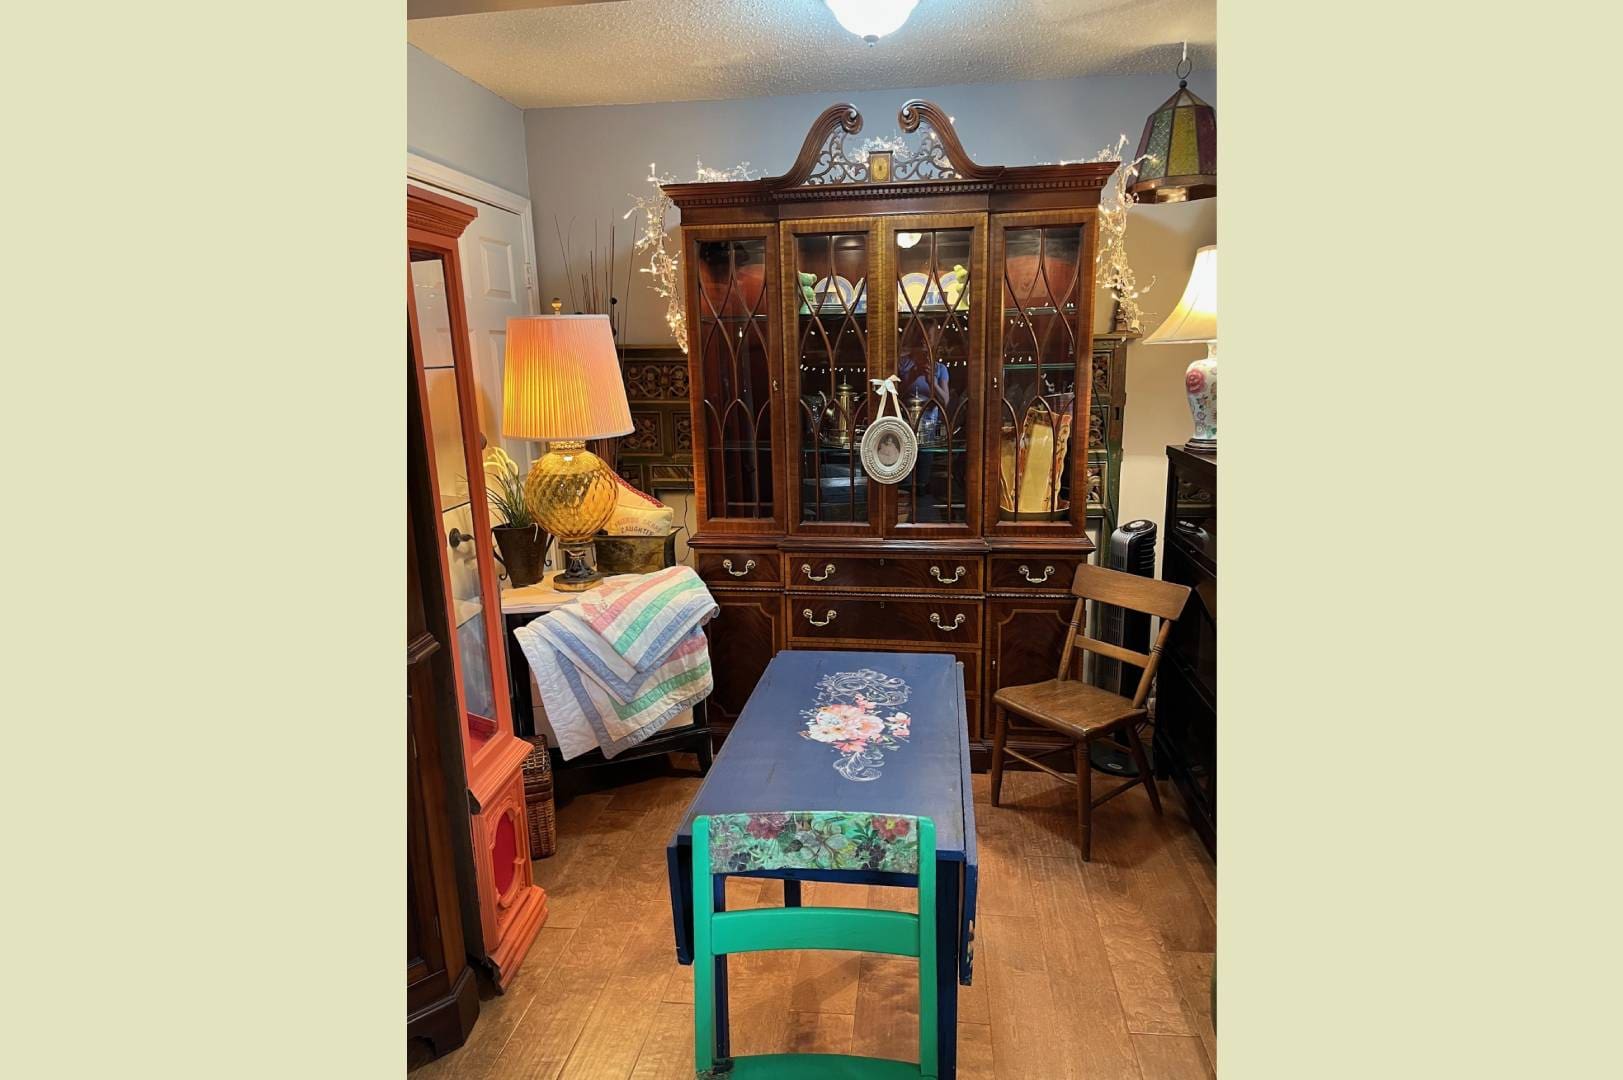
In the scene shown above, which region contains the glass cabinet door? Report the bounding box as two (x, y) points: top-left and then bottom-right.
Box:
(883, 215), (983, 537)
(988, 212), (1096, 535)
(409, 248), (508, 763)
(689, 227), (780, 532)
(783, 219), (881, 534)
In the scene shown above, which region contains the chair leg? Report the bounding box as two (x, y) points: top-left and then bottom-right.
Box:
(989, 705), (1007, 807)
(1126, 725), (1161, 815)
(1075, 739), (1093, 862)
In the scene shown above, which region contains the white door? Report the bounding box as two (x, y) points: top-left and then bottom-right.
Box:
(415, 181), (538, 466)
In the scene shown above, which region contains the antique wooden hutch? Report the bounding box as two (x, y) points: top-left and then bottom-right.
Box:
(667, 101), (1120, 767)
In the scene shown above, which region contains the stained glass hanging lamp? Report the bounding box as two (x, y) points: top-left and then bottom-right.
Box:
(1129, 43), (1216, 204)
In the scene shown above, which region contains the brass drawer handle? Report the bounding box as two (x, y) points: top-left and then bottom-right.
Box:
(802, 608), (838, 628)
(931, 564), (967, 585)
(1019, 564), (1057, 585)
(801, 562), (836, 582)
(722, 558), (755, 578)
(931, 612), (967, 631)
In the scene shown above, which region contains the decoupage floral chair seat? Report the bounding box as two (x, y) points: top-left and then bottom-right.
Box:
(691, 811), (939, 1079)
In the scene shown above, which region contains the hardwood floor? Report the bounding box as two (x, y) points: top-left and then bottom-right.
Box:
(414, 765), (1216, 1079)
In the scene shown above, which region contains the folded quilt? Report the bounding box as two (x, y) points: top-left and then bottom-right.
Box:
(515, 624), (713, 760)
(511, 569), (719, 760)
(567, 565), (718, 677)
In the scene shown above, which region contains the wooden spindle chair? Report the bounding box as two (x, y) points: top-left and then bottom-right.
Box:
(989, 563), (1191, 861)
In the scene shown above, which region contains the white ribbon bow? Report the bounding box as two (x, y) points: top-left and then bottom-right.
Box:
(870, 375), (901, 418)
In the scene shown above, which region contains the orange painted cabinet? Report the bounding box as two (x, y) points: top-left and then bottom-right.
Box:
(409, 185), (547, 991)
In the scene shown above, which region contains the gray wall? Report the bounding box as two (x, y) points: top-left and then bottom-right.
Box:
(408, 45), (530, 195)
(523, 70), (1214, 344)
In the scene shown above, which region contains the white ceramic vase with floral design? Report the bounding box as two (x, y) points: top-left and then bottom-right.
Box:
(1184, 345), (1217, 452)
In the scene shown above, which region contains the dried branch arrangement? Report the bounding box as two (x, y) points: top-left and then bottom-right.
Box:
(551, 216), (635, 344)
(624, 161), (758, 353)
(1088, 135), (1158, 336)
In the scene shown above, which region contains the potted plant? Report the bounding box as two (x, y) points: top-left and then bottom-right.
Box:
(483, 447), (550, 588)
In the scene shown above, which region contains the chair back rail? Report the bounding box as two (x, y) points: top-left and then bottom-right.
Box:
(1070, 561), (1191, 619)
(1056, 564), (1192, 710)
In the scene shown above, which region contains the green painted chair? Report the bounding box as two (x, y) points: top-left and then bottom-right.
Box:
(692, 811), (938, 1079)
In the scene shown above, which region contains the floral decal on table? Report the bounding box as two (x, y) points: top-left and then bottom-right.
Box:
(799, 668), (912, 781)
(704, 811), (921, 874)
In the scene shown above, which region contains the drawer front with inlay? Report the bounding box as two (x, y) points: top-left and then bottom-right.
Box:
(696, 549), (782, 587)
(987, 555), (1087, 594)
(786, 594), (984, 646)
(784, 553), (984, 593)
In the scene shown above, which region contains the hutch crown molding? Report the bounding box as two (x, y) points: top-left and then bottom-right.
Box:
(409, 185), (548, 992)
(667, 101), (1116, 766)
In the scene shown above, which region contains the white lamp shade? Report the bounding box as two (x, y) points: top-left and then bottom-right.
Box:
(1143, 244), (1217, 345)
(501, 314), (634, 440)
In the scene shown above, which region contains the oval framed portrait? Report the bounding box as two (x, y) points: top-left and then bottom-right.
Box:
(860, 415), (918, 484)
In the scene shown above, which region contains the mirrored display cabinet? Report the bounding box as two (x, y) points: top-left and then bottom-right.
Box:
(408, 185), (547, 993)
(670, 102), (1117, 765)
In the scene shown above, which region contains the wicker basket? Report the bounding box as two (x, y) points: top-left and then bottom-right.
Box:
(520, 735), (557, 859)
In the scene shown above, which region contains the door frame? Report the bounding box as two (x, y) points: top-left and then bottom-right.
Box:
(407, 153), (540, 315)
(408, 153), (541, 467)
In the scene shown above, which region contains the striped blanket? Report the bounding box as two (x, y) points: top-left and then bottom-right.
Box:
(512, 567), (718, 760)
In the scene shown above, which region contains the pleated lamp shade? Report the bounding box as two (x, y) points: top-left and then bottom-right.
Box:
(501, 315), (633, 440)
(1143, 246), (1216, 345)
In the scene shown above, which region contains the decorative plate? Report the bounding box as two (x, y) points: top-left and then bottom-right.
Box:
(898, 268), (967, 312)
(814, 275), (861, 314)
(898, 271), (942, 311)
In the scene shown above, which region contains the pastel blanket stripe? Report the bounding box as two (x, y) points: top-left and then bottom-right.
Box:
(510, 569), (719, 760)
(515, 625), (713, 759)
(571, 566), (718, 675)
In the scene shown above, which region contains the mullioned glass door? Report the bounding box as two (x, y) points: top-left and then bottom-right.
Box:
(782, 218), (882, 535)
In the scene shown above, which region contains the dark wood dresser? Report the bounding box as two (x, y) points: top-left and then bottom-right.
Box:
(1156, 445), (1216, 854)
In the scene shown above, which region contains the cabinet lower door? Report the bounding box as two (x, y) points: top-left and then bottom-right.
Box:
(705, 591), (783, 738)
(986, 597), (1076, 754)
(472, 768), (547, 989)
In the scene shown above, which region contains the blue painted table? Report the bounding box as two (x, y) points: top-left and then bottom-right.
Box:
(665, 649), (978, 1078)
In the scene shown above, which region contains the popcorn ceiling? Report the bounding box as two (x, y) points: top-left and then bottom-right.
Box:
(409, 0), (1216, 109)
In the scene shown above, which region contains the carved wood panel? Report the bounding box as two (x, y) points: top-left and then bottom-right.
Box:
(987, 597), (1076, 744)
(704, 592), (783, 734)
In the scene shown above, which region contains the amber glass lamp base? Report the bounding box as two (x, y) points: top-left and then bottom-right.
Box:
(523, 439), (617, 592)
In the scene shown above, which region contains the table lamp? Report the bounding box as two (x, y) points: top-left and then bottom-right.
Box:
(1142, 244), (1217, 453)
(502, 315), (633, 591)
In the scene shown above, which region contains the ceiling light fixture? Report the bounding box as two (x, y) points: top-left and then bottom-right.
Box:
(825, 0), (919, 45)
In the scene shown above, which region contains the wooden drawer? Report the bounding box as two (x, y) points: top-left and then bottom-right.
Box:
(786, 594), (983, 647)
(784, 552), (984, 593)
(987, 554), (1086, 594)
(695, 548), (782, 587)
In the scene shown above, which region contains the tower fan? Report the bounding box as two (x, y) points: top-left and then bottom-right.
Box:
(1090, 519), (1157, 777)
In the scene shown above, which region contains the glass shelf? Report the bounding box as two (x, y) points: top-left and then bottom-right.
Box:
(800, 445), (967, 457)
(1003, 305), (1079, 317)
